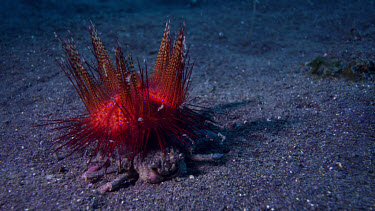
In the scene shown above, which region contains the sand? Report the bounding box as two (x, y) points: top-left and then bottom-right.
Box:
(1, 0), (374, 209)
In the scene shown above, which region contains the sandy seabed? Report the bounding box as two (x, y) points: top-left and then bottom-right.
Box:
(1, 0), (374, 210)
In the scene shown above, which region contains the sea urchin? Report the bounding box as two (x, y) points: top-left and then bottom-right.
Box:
(52, 20), (214, 167)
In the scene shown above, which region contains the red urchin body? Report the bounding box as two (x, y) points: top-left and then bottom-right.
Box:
(53, 20), (213, 162)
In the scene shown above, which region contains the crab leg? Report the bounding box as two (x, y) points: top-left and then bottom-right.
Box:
(98, 170), (137, 193)
(82, 166), (118, 180)
(189, 153), (224, 162)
